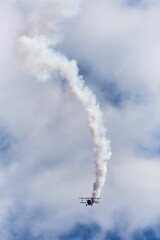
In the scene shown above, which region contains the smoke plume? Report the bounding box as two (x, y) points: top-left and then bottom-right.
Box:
(16, 0), (111, 198)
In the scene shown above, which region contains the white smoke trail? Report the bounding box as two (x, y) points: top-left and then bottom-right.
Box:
(16, 0), (111, 198)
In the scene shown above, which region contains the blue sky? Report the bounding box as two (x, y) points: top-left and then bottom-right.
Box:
(59, 223), (160, 240)
(0, 0), (160, 239)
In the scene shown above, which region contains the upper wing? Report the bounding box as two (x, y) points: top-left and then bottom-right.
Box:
(79, 197), (91, 200)
(79, 197), (101, 199)
(79, 197), (101, 203)
(79, 199), (87, 203)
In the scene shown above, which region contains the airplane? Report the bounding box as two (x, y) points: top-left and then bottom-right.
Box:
(79, 197), (100, 206)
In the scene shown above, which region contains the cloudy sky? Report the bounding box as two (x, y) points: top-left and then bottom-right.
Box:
(0, 0), (160, 239)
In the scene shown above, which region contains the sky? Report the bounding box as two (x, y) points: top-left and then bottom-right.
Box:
(0, 0), (160, 239)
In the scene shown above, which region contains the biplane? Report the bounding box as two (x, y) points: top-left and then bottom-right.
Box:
(79, 197), (100, 206)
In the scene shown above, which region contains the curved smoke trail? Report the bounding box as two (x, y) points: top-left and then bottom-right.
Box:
(16, 0), (111, 198)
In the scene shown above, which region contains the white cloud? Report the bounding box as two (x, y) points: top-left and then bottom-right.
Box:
(60, 0), (160, 233)
(0, 0), (160, 239)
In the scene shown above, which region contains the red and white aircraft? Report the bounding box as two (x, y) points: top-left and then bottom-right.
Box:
(79, 197), (100, 206)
